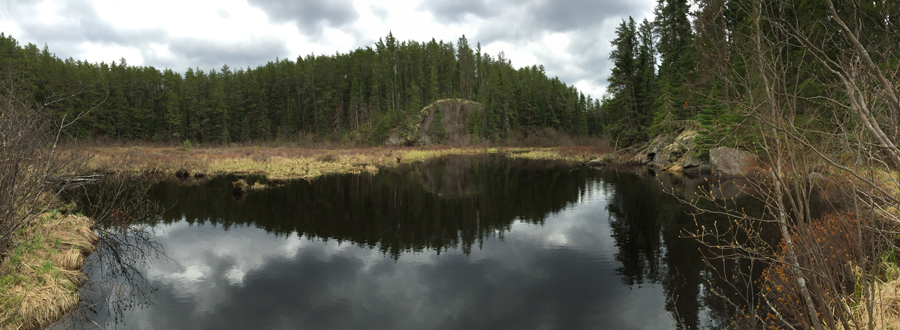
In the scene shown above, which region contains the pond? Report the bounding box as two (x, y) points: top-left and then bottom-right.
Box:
(61, 155), (764, 329)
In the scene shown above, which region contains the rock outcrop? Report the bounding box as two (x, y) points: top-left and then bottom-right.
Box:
(627, 131), (763, 177)
(709, 147), (758, 177)
(638, 130), (711, 173)
(382, 99), (484, 146)
(648, 130), (699, 167)
(416, 99), (483, 145)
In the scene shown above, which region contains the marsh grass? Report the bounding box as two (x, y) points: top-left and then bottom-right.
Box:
(0, 213), (97, 330)
(83, 145), (614, 181)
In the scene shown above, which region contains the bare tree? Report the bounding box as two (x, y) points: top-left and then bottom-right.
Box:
(684, 0), (900, 328)
(0, 73), (100, 257)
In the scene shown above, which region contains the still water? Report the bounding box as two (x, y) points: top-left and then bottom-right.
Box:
(69, 155), (759, 329)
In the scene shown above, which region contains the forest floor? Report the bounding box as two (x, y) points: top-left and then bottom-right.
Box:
(83, 145), (614, 181)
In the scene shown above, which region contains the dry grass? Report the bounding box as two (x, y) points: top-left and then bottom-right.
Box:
(0, 212), (97, 330)
(856, 263), (900, 330)
(81, 144), (614, 181)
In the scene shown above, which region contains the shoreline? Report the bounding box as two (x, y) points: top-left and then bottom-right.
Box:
(0, 212), (98, 330)
(85, 145), (610, 181)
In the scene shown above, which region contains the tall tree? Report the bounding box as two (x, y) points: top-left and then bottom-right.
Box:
(654, 0), (696, 122)
(605, 17), (644, 144)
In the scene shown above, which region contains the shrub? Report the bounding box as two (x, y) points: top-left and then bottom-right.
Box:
(0, 82), (91, 257)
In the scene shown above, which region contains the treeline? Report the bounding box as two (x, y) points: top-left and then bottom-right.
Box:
(0, 32), (601, 144)
(601, 0), (900, 149)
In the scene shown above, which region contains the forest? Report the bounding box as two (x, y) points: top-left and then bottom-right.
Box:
(2, 0), (898, 153)
(601, 1), (900, 329)
(603, 0), (900, 151)
(0, 32), (600, 145)
(5, 0), (900, 328)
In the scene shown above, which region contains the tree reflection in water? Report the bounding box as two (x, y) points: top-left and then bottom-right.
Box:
(148, 155), (587, 259)
(50, 175), (165, 329)
(56, 156), (767, 329)
(603, 168), (768, 329)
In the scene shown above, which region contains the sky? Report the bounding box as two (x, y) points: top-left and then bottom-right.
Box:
(0, 0), (656, 99)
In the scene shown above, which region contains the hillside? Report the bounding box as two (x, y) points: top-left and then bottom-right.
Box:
(0, 32), (601, 145)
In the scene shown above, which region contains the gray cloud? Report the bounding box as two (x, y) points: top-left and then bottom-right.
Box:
(530, 0), (640, 32)
(417, 0), (498, 23)
(147, 36), (290, 72)
(422, 0), (641, 42)
(2, 0), (292, 72)
(5, 0), (167, 62)
(418, 0), (646, 98)
(370, 4), (389, 21)
(247, 0), (359, 34)
(542, 27), (619, 95)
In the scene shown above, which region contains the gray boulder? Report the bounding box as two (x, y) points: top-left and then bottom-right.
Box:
(709, 147), (757, 177)
(681, 155), (704, 169)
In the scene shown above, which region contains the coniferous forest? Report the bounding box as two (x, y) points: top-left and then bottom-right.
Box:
(603, 0), (900, 150)
(3, 0), (898, 152)
(0, 32), (600, 145)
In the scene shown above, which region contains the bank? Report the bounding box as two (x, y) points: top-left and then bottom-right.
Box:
(85, 145), (610, 181)
(0, 210), (98, 330)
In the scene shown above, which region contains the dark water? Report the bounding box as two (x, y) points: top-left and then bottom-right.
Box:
(69, 155), (763, 330)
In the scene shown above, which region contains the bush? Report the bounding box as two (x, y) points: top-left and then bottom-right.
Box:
(0, 81), (91, 257)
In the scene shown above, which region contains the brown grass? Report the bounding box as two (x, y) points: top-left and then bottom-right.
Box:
(0, 212), (98, 330)
(860, 263), (900, 330)
(81, 144), (615, 181)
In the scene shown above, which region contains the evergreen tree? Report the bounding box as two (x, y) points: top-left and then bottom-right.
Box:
(696, 79), (738, 151)
(635, 19), (657, 128)
(605, 17), (644, 144)
(654, 0), (696, 122)
(651, 78), (677, 135)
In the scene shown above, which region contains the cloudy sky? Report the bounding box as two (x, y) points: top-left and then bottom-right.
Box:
(0, 0), (655, 99)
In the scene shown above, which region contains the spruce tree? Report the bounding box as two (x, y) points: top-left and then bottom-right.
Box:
(654, 0), (695, 122)
(605, 17), (643, 144)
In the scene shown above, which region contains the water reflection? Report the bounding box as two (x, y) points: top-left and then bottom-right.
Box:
(149, 156), (589, 258)
(75, 156), (763, 329)
(49, 176), (164, 330)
